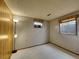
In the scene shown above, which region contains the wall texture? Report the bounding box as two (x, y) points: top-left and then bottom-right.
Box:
(49, 17), (79, 54)
(13, 16), (49, 50)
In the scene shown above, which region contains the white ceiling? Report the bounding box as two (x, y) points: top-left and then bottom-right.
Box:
(4, 0), (79, 20)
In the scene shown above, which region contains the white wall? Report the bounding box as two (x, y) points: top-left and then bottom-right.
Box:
(13, 16), (49, 50)
(50, 17), (79, 54)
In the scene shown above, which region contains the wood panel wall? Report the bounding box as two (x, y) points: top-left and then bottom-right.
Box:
(0, 0), (13, 59)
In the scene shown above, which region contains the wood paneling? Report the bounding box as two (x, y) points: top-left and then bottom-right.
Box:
(0, 0), (13, 59)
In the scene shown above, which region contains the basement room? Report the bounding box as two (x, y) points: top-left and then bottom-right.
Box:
(0, 0), (79, 59)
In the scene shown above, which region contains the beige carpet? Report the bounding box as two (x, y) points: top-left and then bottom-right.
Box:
(11, 44), (79, 59)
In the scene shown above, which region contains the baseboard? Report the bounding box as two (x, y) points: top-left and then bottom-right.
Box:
(12, 43), (48, 52)
(49, 42), (79, 56)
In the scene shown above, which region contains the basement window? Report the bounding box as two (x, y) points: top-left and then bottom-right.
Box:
(59, 17), (77, 35)
(33, 20), (43, 28)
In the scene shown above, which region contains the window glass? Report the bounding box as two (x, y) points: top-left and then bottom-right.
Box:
(60, 19), (77, 35)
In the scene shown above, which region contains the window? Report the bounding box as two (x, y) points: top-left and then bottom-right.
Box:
(33, 20), (43, 28)
(59, 17), (77, 35)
